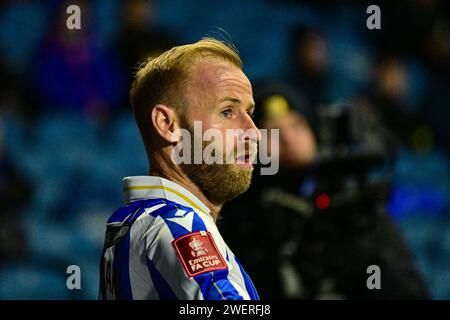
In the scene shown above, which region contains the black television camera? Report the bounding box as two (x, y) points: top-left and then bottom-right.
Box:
(260, 101), (394, 218)
(310, 102), (394, 215)
(256, 102), (399, 298)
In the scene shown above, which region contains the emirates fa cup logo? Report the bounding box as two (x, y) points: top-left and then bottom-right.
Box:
(189, 238), (208, 257)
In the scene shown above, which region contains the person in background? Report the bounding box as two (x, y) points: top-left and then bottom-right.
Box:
(32, 0), (124, 123)
(288, 27), (331, 109)
(117, 0), (176, 87)
(220, 82), (429, 299)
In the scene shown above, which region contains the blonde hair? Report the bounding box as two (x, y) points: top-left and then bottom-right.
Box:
(130, 37), (242, 151)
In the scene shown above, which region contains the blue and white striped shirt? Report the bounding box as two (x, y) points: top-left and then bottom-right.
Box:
(99, 176), (259, 300)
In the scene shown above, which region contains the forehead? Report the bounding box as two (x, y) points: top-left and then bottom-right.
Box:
(264, 111), (307, 129)
(187, 59), (253, 99)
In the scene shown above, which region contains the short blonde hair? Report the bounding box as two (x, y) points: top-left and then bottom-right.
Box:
(130, 38), (242, 151)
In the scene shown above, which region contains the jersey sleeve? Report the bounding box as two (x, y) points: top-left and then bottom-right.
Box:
(144, 213), (250, 300)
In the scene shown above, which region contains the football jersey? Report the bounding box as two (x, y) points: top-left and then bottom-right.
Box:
(99, 175), (259, 300)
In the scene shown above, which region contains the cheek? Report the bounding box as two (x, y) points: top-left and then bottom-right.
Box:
(281, 129), (314, 154)
(261, 136), (281, 160)
(294, 131), (317, 158)
(224, 131), (240, 155)
(205, 127), (232, 156)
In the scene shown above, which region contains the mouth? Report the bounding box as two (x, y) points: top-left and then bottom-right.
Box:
(235, 153), (255, 167)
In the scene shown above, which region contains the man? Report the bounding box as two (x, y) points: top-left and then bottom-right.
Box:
(99, 38), (260, 300)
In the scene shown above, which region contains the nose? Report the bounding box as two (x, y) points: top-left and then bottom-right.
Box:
(280, 129), (290, 145)
(243, 113), (261, 143)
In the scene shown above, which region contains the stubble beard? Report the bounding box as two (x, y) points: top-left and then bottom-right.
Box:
(178, 121), (254, 206)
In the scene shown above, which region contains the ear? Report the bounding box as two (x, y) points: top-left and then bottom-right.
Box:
(151, 104), (180, 144)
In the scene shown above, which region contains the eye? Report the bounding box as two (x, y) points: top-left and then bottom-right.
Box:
(221, 109), (232, 119)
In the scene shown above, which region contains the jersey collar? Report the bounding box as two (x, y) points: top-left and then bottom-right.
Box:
(122, 175), (211, 217)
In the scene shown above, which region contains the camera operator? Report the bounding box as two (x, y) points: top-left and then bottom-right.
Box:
(219, 82), (429, 299)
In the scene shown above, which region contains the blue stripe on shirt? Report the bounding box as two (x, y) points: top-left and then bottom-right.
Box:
(164, 219), (190, 239)
(108, 199), (167, 224)
(158, 204), (193, 239)
(191, 210), (207, 231)
(235, 256), (260, 300)
(112, 232), (133, 299)
(194, 269), (243, 300)
(107, 201), (143, 223)
(146, 257), (177, 300)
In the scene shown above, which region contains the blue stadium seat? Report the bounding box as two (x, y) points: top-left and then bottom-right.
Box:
(0, 263), (71, 299)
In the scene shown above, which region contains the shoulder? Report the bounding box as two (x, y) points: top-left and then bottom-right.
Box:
(123, 198), (216, 244)
(148, 199), (215, 238)
(106, 198), (167, 225)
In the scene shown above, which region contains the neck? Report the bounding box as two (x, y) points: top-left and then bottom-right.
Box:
(149, 154), (222, 222)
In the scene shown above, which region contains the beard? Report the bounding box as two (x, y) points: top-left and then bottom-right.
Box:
(177, 121), (256, 205)
(180, 158), (253, 205)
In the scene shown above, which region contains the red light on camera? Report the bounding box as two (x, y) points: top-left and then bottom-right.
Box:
(315, 193), (331, 209)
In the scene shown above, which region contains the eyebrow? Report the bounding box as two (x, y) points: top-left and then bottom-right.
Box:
(219, 96), (255, 110)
